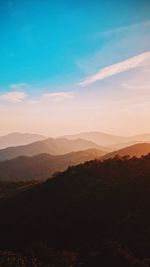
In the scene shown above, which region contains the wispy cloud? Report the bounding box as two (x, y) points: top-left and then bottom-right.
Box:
(42, 92), (74, 102)
(0, 91), (27, 103)
(79, 51), (150, 86)
(77, 19), (150, 85)
(10, 83), (29, 90)
(94, 20), (150, 38)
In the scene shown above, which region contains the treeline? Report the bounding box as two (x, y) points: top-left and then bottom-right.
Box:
(0, 241), (148, 266)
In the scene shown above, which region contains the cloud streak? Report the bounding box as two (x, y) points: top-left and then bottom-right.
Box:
(79, 51), (150, 86)
(0, 91), (27, 103)
(94, 20), (150, 38)
(42, 91), (74, 102)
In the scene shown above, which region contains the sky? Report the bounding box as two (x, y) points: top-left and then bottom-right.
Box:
(0, 0), (150, 136)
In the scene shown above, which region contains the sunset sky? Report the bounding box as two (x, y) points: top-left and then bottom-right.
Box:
(0, 0), (150, 136)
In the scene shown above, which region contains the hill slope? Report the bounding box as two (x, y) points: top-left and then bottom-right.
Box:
(0, 148), (104, 181)
(0, 137), (103, 162)
(0, 181), (38, 199)
(1, 154), (150, 260)
(0, 132), (46, 149)
(102, 143), (150, 159)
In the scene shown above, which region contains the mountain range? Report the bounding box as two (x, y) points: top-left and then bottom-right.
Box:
(0, 132), (46, 149)
(0, 148), (104, 182)
(0, 137), (104, 162)
(0, 132), (150, 184)
(0, 142), (150, 182)
(1, 133), (150, 265)
(65, 131), (150, 149)
(1, 131), (150, 151)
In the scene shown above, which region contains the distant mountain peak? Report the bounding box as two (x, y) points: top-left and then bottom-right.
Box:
(0, 132), (46, 149)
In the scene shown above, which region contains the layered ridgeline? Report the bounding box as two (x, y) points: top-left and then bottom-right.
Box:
(1, 154), (150, 263)
(1, 131), (150, 151)
(0, 149), (105, 182)
(0, 137), (105, 162)
(0, 132), (46, 149)
(0, 143), (150, 182)
(65, 131), (150, 149)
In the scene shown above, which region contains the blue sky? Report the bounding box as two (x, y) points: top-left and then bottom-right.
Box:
(0, 0), (150, 89)
(0, 0), (150, 135)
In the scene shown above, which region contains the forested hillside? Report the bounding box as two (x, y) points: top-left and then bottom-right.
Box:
(1, 155), (150, 266)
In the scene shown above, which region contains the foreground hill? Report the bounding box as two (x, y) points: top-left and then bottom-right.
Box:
(0, 181), (38, 199)
(0, 148), (104, 182)
(0, 132), (46, 149)
(102, 143), (150, 159)
(0, 137), (103, 162)
(1, 154), (150, 264)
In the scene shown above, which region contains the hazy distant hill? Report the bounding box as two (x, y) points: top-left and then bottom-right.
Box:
(65, 131), (131, 147)
(1, 132), (150, 151)
(65, 132), (150, 149)
(0, 148), (105, 181)
(0, 137), (103, 162)
(0, 132), (46, 149)
(131, 133), (150, 142)
(102, 143), (150, 159)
